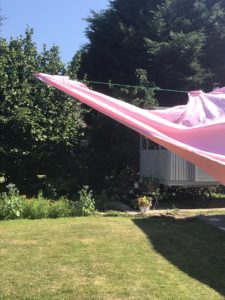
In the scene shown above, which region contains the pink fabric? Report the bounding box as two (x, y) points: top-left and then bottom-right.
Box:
(36, 73), (225, 185)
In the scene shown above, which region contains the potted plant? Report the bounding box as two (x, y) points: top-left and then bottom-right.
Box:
(137, 195), (153, 213)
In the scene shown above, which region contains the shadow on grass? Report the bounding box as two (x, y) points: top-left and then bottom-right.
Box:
(133, 215), (225, 297)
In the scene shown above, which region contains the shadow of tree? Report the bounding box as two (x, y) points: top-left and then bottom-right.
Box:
(133, 215), (225, 297)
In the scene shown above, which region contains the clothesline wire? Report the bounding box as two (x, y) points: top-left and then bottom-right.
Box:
(87, 80), (188, 94)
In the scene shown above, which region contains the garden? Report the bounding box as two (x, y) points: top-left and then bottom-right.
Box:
(0, 180), (225, 299)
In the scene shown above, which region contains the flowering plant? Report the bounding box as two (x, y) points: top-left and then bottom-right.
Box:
(137, 195), (152, 208)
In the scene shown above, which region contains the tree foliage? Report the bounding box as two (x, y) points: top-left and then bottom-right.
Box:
(80, 0), (225, 91)
(74, 0), (225, 190)
(0, 29), (85, 194)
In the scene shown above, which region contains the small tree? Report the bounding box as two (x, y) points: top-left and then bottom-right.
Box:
(0, 29), (86, 194)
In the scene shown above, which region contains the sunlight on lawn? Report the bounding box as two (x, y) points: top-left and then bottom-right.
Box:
(0, 216), (225, 299)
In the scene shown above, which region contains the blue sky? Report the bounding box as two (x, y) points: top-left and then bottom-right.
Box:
(0, 0), (109, 64)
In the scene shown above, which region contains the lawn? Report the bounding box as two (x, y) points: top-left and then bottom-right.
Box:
(0, 216), (225, 299)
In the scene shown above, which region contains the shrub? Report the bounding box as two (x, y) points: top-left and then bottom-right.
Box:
(22, 192), (75, 219)
(22, 199), (50, 219)
(48, 199), (73, 218)
(0, 184), (25, 219)
(0, 185), (95, 220)
(94, 190), (120, 211)
(75, 186), (95, 216)
(22, 192), (49, 219)
(95, 190), (110, 210)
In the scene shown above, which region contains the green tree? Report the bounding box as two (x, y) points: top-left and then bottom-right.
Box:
(79, 0), (225, 92)
(0, 29), (85, 194)
(72, 0), (225, 192)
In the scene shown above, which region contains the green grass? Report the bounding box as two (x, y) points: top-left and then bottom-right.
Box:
(0, 216), (225, 299)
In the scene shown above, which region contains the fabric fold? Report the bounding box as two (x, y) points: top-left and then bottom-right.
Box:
(36, 73), (225, 185)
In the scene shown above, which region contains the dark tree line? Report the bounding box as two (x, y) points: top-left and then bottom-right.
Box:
(79, 0), (225, 92)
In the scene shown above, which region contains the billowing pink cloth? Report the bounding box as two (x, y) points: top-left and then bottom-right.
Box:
(36, 73), (225, 185)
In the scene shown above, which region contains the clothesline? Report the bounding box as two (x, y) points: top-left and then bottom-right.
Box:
(87, 80), (188, 94)
(36, 72), (225, 185)
(36, 73), (225, 184)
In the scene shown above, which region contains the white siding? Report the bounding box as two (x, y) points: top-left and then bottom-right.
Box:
(139, 107), (218, 186)
(169, 152), (195, 181)
(140, 146), (218, 186)
(195, 167), (216, 182)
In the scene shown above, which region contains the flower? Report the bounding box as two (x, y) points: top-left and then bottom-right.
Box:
(137, 195), (152, 208)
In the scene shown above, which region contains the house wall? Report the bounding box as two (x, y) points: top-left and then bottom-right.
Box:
(140, 136), (218, 186)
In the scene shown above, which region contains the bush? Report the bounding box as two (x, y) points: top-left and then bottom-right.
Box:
(74, 186), (95, 216)
(0, 184), (25, 220)
(23, 199), (50, 219)
(95, 190), (120, 210)
(0, 185), (95, 220)
(48, 199), (73, 218)
(26, 191), (50, 219)
(22, 198), (74, 219)
(22, 192), (75, 219)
